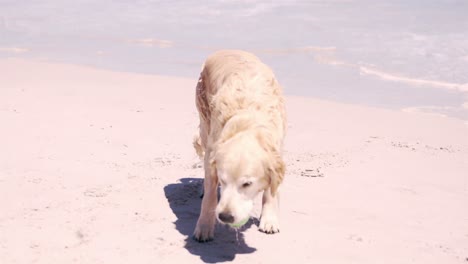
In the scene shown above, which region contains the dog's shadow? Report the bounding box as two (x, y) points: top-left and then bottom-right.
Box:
(164, 178), (256, 263)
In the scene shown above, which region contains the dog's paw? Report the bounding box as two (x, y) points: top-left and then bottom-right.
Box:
(193, 224), (214, 242)
(258, 214), (280, 234)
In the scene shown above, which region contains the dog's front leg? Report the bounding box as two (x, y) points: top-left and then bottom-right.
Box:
(259, 187), (280, 234)
(193, 152), (218, 242)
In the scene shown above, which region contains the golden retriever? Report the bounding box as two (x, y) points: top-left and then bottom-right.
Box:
(193, 50), (286, 242)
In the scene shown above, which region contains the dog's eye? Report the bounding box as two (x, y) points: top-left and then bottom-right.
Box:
(242, 181), (252, 188)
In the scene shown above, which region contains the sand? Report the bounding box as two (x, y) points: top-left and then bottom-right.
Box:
(0, 58), (467, 263)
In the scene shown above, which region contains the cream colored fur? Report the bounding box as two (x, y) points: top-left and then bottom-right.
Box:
(193, 50), (286, 242)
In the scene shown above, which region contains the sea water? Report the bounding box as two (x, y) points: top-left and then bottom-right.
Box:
(1, 0), (467, 119)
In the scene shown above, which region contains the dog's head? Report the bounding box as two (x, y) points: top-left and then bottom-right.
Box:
(211, 128), (285, 226)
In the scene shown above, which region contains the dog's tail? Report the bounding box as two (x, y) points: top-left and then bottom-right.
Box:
(193, 134), (205, 159)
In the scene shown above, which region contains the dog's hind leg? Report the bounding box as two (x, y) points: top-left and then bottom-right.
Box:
(193, 133), (204, 159)
(194, 118), (209, 199)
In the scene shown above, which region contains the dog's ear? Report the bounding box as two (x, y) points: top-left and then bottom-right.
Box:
(256, 130), (285, 196)
(266, 153), (285, 195)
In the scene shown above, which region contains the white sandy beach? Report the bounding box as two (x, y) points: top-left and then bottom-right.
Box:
(0, 58), (467, 263)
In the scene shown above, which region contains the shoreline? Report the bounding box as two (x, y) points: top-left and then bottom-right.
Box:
(2, 56), (467, 122)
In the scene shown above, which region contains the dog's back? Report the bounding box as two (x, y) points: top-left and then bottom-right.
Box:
(196, 50), (286, 149)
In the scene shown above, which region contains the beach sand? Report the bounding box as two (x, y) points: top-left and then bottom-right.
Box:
(1, 58), (467, 263)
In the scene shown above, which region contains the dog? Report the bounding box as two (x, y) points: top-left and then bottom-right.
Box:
(193, 50), (286, 242)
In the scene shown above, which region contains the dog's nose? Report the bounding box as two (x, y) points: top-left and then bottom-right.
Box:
(218, 212), (234, 224)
